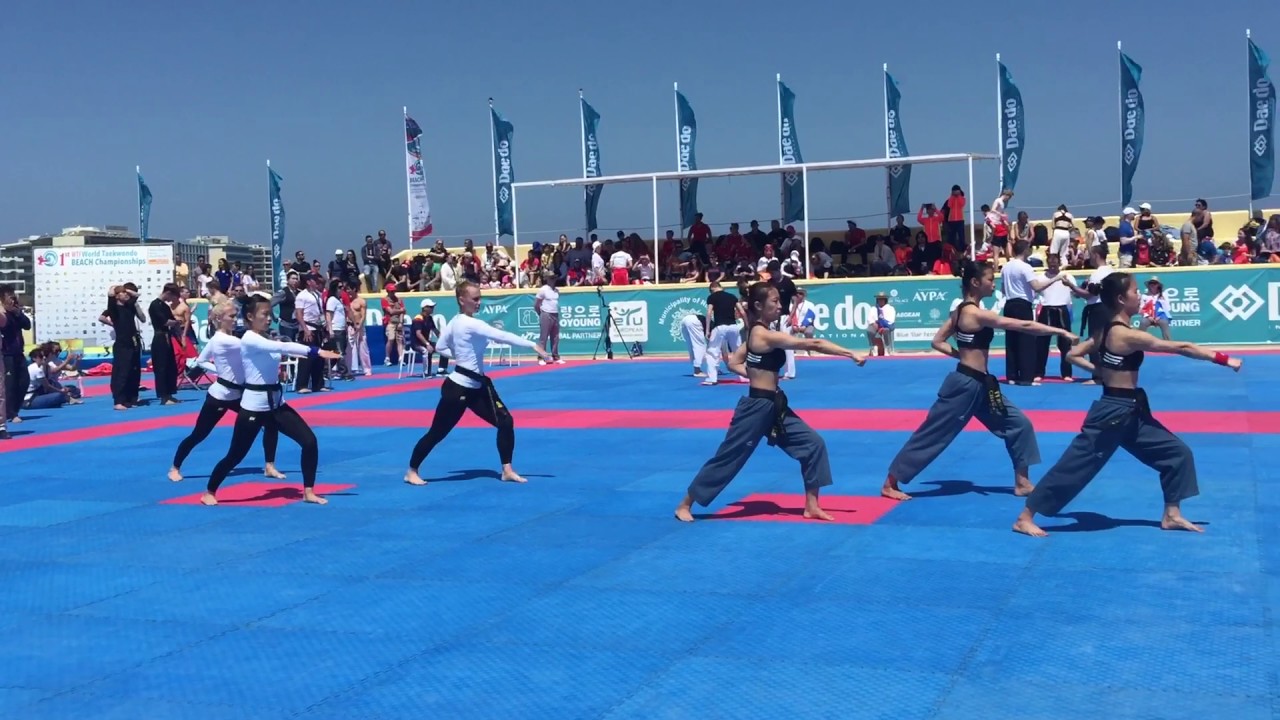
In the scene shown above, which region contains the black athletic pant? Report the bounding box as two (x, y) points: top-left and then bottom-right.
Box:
(111, 337), (141, 406)
(294, 325), (328, 392)
(151, 338), (178, 401)
(172, 394), (279, 470)
(1002, 298), (1035, 383)
(1035, 306), (1073, 379)
(2, 354), (27, 421)
(409, 378), (514, 469)
(207, 404), (317, 493)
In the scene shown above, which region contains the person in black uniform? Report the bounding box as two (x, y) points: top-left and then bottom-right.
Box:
(881, 260), (1077, 501)
(701, 281), (742, 385)
(148, 283), (182, 405)
(675, 282), (868, 523)
(100, 284), (145, 410)
(1013, 272), (1242, 537)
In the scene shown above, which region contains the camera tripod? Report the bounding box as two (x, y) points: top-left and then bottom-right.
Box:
(592, 285), (640, 361)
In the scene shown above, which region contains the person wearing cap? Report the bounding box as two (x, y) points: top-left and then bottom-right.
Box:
(1013, 271), (1242, 538)
(865, 291), (896, 356)
(404, 281), (550, 486)
(410, 298), (447, 377)
(1137, 277), (1172, 340)
(1117, 208), (1138, 268)
(381, 283), (406, 367)
(293, 273), (328, 393)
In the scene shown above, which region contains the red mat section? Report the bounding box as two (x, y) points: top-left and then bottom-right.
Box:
(710, 493), (898, 525)
(162, 482), (356, 507)
(294, 408), (1280, 434)
(0, 364), (555, 454)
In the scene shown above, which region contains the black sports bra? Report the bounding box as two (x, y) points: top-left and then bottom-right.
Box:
(953, 302), (994, 350)
(1099, 321), (1144, 371)
(744, 324), (786, 373)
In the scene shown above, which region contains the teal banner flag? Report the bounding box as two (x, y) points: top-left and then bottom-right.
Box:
(778, 79), (805, 224)
(998, 61), (1025, 191)
(491, 106), (515, 236)
(676, 89), (699, 230)
(1249, 37), (1275, 201)
(884, 71), (911, 217)
(268, 165), (285, 289)
(1119, 50), (1145, 208)
(581, 97), (603, 233)
(137, 171), (152, 242)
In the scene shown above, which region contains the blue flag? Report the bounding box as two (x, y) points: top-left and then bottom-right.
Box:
(1119, 51), (1145, 208)
(998, 61), (1026, 191)
(1249, 38), (1275, 201)
(137, 171), (152, 242)
(268, 166), (286, 290)
(492, 107), (515, 236)
(884, 71), (911, 217)
(581, 98), (603, 233)
(676, 90), (699, 230)
(778, 80), (805, 224)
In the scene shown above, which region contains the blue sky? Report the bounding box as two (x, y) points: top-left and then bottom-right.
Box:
(2, 0), (1277, 258)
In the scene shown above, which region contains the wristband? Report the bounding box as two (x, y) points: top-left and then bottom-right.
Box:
(308, 346), (320, 360)
(1213, 352), (1229, 366)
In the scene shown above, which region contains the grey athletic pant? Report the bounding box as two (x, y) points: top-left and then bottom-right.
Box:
(688, 390), (832, 507)
(888, 364), (1041, 484)
(1025, 388), (1198, 517)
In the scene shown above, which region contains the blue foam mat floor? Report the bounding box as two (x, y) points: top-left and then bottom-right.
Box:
(1, 354), (1277, 719)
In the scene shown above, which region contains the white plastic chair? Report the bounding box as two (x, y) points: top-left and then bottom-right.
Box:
(280, 357), (299, 387)
(398, 348), (419, 379)
(486, 344), (512, 367)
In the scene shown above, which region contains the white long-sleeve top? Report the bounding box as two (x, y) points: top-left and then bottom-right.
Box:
(438, 314), (536, 389)
(240, 330), (313, 411)
(195, 331), (243, 402)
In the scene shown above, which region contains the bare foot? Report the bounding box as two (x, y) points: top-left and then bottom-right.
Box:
(263, 464), (287, 480)
(674, 494), (695, 522)
(803, 505), (834, 521)
(1161, 514), (1203, 533)
(303, 489), (328, 505)
(1014, 481), (1035, 497)
(200, 493), (218, 506)
(168, 467), (183, 483)
(1012, 518), (1047, 537)
(114, 404), (128, 411)
(501, 472), (527, 483)
(881, 478), (911, 501)
(404, 469), (428, 486)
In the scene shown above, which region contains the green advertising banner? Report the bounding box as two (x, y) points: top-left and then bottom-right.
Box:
(190, 265), (1280, 363)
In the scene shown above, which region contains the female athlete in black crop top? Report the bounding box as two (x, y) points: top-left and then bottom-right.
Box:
(675, 282), (867, 524)
(1013, 271), (1242, 538)
(881, 261), (1077, 502)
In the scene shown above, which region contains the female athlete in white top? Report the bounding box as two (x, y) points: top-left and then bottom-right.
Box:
(202, 294), (340, 506)
(168, 302), (284, 483)
(405, 281), (550, 486)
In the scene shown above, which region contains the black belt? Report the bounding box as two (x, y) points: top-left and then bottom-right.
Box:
(454, 365), (512, 423)
(749, 387), (789, 446)
(216, 377), (243, 392)
(1103, 386), (1150, 417)
(956, 363), (1007, 415)
(1005, 298), (1033, 304)
(244, 381), (284, 409)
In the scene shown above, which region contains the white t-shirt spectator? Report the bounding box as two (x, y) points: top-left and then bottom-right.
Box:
(609, 250), (632, 269)
(535, 285), (560, 314)
(591, 253), (606, 283)
(1038, 271), (1077, 306)
(196, 273), (213, 297)
(636, 261), (655, 283)
(26, 361), (44, 403)
(295, 289), (324, 326)
(326, 295), (347, 331)
(1001, 258), (1036, 302)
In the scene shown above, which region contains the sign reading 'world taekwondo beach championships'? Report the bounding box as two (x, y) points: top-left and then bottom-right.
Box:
(33, 245), (174, 347)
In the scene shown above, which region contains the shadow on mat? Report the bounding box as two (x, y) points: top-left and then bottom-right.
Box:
(696, 499), (802, 520)
(1040, 511), (1210, 533)
(435, 469), (555, 482)
(910, 480), (1015, 498)
(219, 487), (358, 504)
